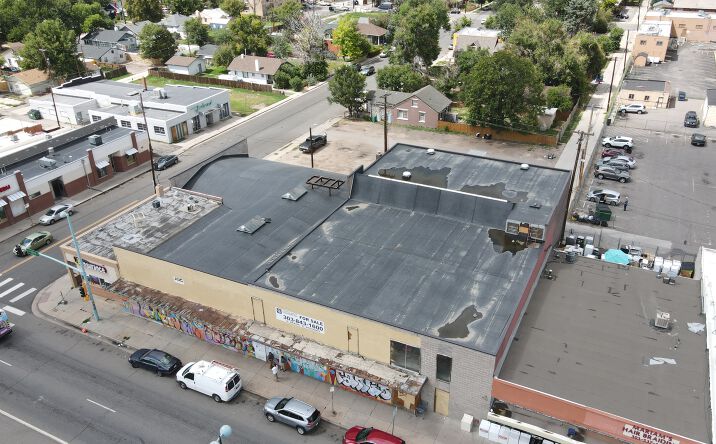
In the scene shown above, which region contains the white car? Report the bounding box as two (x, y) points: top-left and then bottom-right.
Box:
(619, 104), (646, 114)
(38, 204), (74, 225)
(481, 18), (486, 24)
(176, 360), (242, 402)
(601, 136), (633, 149)
(586, 189), (621, 205)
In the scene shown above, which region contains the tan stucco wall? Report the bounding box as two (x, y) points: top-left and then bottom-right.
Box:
(114, 247), (422, 365)
(632, 34), (669, 66)
(645, 13), (715, 41)
(619, 87), (670, 109)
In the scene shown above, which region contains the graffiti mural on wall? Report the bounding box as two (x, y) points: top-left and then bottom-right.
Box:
(335, 369), (393, 402)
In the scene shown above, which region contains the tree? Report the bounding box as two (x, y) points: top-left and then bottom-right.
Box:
(508, 17), (567, 84)
(391, 0), (449, 68)
(545, 84), (573, 111)
(486, 3), (523, 37)
(228, 15), (271, 55)
(572, 31), (606, 79)
(185, 17), (210, 46)
(167, 0), (204, 15)
(270, 33), (293, 58)
(272, 0), (302, 26)
(139, 23), (178, 63)
(20, 19), (81, 79)
(302, 58), (328, 81)
(328, 65), (366, 117)
(290, 13), (326, 63)
(492, 0), (532, 9)
(463, 50), (544, 127)
(204, 0), (221, 7)
(562, 0), (598, 34)
(332, 16), (371, 60)
(209, 27), (233, 45)
(126, 0), (163, 22)
(274, 63), (301, 88)
(71, 2), (110, 37)
(376, 64), (428, 92)
(213, 43), (236, 66)
(453, 16), (472, 33)
(220, 0), (245, 16)
(82, 13), (114, 34)
(455, 48), (488, 80)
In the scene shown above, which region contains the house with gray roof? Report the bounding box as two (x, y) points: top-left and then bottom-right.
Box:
(367, 85), (452, 128)
(116, 21), (152, 38)
(83, 29), (138, 52)
(619, 78), (671, 109)
(196, 44), (219, 65)
(159, 14), (190, 39)
(357, 17), (388, 44)
(77, 44), (127, 64)
(227, 54), (289, 85)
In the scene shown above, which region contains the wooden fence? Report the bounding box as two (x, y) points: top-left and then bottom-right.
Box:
(437, 121), (559, 146)
(101, 65), (128, 79)
(149, 68), (274, 92)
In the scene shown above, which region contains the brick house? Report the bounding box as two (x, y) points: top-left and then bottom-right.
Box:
(367, 85), (452, 129)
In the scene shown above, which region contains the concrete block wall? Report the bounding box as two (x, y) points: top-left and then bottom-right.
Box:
(420, 335), (495, 420)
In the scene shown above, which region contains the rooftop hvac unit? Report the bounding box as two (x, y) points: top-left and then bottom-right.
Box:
(39, 157), (57, 169)
(9, 134), (18, 142)
(48, 147), (55, 157)
(655, 311), (670, 329)
(129, 104), (141, 115)
(45, 134), (52, 140)
(88, 134), (103, 146)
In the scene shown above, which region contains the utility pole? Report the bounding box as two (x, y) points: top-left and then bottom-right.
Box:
(381, 93), (389, 153)
(607, 56), (618, 109)
(39, 48), (61, 129)
(623, 30), (630, 74)
(135, 90), (158, 188)
(559, 131), (585, 244)
(309, 126), (314, 168)
(580, 106), (597, 187)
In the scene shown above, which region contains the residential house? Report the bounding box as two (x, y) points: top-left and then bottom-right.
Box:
(4, 69), (52, 96)
(357, 18), (387, 45)
(83, 29), (139, 52)
(194, 8), (231, 29)
(116, 21), (152, 38)
(78, 44), (127, 64)
(245, 0), (286, 17)
(160, 14), (190, 39)
(452, 28), (501, 53)
(1, 42), (24, 69)
(165, 55), (205, 75)
(632, 21), (672, 66)
(645, 9), (715, 42)
(197, 44), (219, 66)
(227, 55), (289, 85)
(702, 89), (716, 127)
(619, 79), (671, 108)
(367, 85), (452, 129)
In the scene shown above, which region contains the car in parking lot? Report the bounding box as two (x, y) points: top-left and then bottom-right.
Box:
(129, 349), (182, 376)
(38, 203), (73, 225)
(586, 189), (621, 205)
(264, 397), (320, 435)
(684, 110), (699, 127)
(13, 231), (53, 256)
(595, 165), (630, 183)
(299, 133), (328, 153)
(343, 426), (405, 444)
(601, 147), (625, 158)
(598, 155), (636, 169)
(601, 136), (633, 149)
(360, 65), (375, 76)
(619, 104), (646, 114)
(153, 155), (179, 170)
(691, 133), (707, 146)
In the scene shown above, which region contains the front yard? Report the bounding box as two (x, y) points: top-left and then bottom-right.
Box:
(137, 76), (286, 116)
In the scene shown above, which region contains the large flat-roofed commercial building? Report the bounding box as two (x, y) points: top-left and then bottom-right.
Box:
(67, 143), (571, 425)
(29, 76), (231, 143)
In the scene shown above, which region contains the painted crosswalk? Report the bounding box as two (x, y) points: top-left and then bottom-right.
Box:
(9, 288), (36, 303)
(3, 305), (25, 316)
(0, 275), (38, 317)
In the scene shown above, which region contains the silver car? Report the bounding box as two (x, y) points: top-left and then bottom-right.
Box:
(586, 189), (621, 205)
(595, 165), (630, 183)
(38, 204), (73, 225)
(264, 397), (320, 435)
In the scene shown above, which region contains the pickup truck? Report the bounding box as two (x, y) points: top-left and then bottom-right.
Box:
(299, 134), (327, 154)
(0, 309), (13, 338)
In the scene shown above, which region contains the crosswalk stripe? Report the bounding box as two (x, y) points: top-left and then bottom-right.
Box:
(0, 278), (13, 289)
(9, 288), (36, 303)
(2, 305), (25, 316)
(0, 283), (23, 299)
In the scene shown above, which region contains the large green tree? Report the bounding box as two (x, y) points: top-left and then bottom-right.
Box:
(227, 14), (271, 55)
(167, 0), (204, 15)
(19, 19), (81, 79)
(126, 0), (163, 22)
(271, 0), (302, 26)
(213, 43), (236, 66)
(571, 31), (606, 79)
(220, 0), (245, 16)
(376, 64), (428, 92)
(82, 13), (115, 34)
(328, 65), (366, 117)
(332, 16), (370, 60)
(185, 17), (210, 46)
(563, 0), (598, 34)
(139, 23), (178, 62)
(391, 0), (449, 69)
(463, 50), (544, 127)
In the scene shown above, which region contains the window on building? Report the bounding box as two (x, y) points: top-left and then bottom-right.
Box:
(390, 340), (421, 372)
(97, 165), (108, 178)
(678, 23), (686, 28)
(126, 154), (136, 165)
(639, 40), (647, 45)
(436, 354), (452, 382)
(120, 120), (131, 128)
(137, 122), (147, 131)
(656, 41), (663, 46)
(91, 115), (101, 122)
(628, 93), (634, 99)
(411, 99), (418, 107)
(28, 191), (41, 199)
(397, 109), (408, 120)
(644, 95), (650, 101)
(0, 206), (6, 222)
(696, 25), (703, 29)
(418, 112), (426, 123)
(154, 126), (166, 135)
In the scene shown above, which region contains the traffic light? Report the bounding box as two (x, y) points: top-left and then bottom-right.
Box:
(79, 283), (88, 301)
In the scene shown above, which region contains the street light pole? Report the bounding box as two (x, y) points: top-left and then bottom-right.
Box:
(64, 211), (100, 322)
(210, 425), (232, 444)
(39, 48), (61, 129)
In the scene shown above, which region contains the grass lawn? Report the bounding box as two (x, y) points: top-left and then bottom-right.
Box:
(344, 12), (389, 20)
(138, 76), (286, 116)
(109, 72), (133, 81)
(202, 66), (228, 78)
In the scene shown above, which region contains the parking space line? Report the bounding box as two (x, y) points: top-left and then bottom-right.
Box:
(86, 399), (117, 413)
(2, 306), (25, 316)
(9, 288), (36, 303)
(0, 359), (11, 366)
(0, 282), (23, 299)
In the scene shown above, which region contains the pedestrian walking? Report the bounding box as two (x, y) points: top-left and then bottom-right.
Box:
(272, 364), (279, 381)
(623, 196), (629, 211)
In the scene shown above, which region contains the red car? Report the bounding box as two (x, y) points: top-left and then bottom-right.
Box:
(601, 148), (623, 158)
(343, 426), (405, 444)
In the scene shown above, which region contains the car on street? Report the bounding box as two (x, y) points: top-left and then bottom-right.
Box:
(360, 65), (375, 76)
(619, 104), (646, 114)
(129, 349), (182, 376)
(13, 231), (53, 256)
(481, 18), (486, 24)
(379, 51), (389, 58)
(343, 426), (405, 444)
(329, 4), (350, 10)
(0, 309), (13, 338)
(264, 397), (321, 435)
(38, 203), (73, 225)
(586, 189), (621, 205)
(176, 360), (242, 402)
(318, 1), (330, 5)
(599, 155), (636, 169)
(448, 44), (454, 50)
(450, 7), (460, 13)
(684, 110), (699, 127)
(377, 2), (393, 10)
(299, 133), (328, 153)
(154, 155), (179, 170)
(601, 147), (624, 158)
(691, 133), (707, 146)
(615, 10), (628, 19)
(594, 165), (630, 183)
(601, 136), (633, 149)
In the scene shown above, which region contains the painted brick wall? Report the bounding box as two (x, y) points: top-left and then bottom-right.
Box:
(420, 335), (495, 419)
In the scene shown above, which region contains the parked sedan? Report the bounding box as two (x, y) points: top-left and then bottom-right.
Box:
(343, 426), (405, 444)
(129, 349), (182, 376)
(154, 155), (179, 170)
(601, 136), (633, 149)
(691, 133), (707, 146)
(299, 133), (328, 153)
(586, 188), (621, 205)
(601, 148), (624, 158)
(599, 155), (636, 169)
(360, 65), (375, 76)
(684, 110), (699, 128)
(264, 397), (320, 435)
(38, 204), (73, 225)
(595, 165), (630, 183)
(13, 231), (53, 256)
(619, 104), (646, 114)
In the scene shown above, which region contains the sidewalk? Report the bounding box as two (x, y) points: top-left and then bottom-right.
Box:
(33, 274), (490, 444)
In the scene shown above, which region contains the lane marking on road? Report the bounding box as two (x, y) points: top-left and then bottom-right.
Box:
(0, 278), (13, 289)
(2, 305), (25, 316)
(0, 359), (11, 366)
(9, 288), (36, 303)
(86, 398), (117, 413)
(0, 282), (24, 299)
(0, 407), (68, 444)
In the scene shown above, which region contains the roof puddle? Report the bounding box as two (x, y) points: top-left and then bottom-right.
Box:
(488, 229), (530, 255)
(377, 166), (450, 188)
(438, 305), (483, 338)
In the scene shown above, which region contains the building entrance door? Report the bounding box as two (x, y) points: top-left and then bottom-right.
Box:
(347, 326), (359, 354)
(251, 297), (265, 323)
(50, 178), (66, 198)
(434, 388), (449, 416)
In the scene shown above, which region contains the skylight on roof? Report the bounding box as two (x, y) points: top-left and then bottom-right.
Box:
(282, 186), (307, 201)
(237, 216), (268, 234)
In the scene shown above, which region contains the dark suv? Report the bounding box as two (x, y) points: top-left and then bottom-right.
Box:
(684, 111), (699, 128)
(299, 134), (327, 153)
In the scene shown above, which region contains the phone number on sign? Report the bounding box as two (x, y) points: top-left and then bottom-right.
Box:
(275, 308), (325, 334)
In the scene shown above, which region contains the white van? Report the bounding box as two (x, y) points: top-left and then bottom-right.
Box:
(176, 360), (242, 402)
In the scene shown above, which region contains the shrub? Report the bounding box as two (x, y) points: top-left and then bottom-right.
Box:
(273, 71), (292, 89)
(545, 85), (573, 112)
(290, 76), (305, 91)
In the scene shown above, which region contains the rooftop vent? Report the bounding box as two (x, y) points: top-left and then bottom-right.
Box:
(520, 163), (529, 170)
(237, 216), (270, 234)
(48, 147), (55, 157)
(529, 201), (542, 209)
(426, 148), (435, 155)
(45, 134), (52, 140)
(402, 171), (411, 180)
(655, 311), (670, 329)
(9, 134), (18, 142)
(88, 134), (103, 146)
(39, 157), (57, 169)
(282, 186), (307, 201)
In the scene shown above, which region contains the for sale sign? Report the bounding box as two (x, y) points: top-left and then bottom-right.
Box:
(275, 307), (325, 334)
(623, 424), (679, 444)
